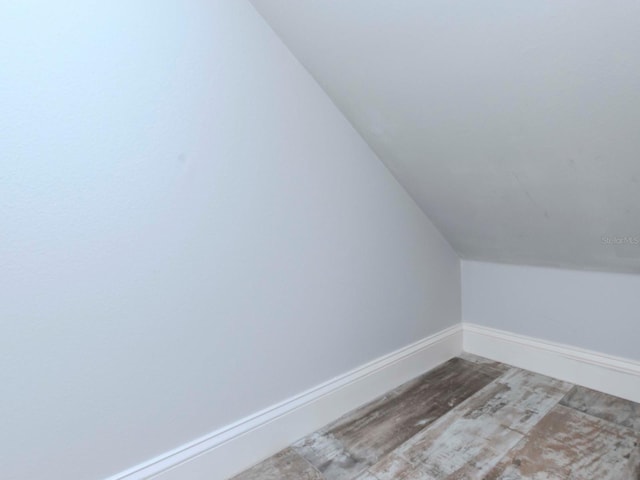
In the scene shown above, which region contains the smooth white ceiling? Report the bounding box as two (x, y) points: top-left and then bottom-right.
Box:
(250, 0), (640, 273)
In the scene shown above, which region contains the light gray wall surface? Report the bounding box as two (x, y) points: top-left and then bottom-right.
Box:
(463, 261), (640, 361)
(1, 1), (460, 479)
(250, 0), (640, 274)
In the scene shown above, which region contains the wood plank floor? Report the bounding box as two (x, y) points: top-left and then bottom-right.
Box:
(231, 354), (640, 480)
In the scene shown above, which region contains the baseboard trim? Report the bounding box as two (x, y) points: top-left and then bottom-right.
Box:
(463, 323), (640, 404)
(108, 322), (640, 480)
(106, 324), (462, 480)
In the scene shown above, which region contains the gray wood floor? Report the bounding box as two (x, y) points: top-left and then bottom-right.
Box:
(231, 354), (640, 480)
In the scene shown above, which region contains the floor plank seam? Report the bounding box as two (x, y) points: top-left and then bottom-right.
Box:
(296, 449), (327, 479)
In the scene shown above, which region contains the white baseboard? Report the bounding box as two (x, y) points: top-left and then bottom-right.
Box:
(107, 322), (640, 480)
(463, 323), (640, 404)
(106, 324), (462, 480)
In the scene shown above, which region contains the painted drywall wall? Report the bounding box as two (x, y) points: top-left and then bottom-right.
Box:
(1, 1), (460, 479)
(250, 0), (640, 274)
(463, 261), (640, 361)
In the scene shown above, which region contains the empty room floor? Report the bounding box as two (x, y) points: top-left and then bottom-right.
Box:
(232, 354), (640, 480)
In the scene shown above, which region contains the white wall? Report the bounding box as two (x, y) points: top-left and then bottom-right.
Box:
(1, 2), (460, 479)
(463, 261), (640, 361)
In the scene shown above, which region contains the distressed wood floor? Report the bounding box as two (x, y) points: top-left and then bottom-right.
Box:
(231, 354), (640, 480)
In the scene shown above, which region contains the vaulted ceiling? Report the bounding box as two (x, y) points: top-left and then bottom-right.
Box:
(250, 0), (640, 274)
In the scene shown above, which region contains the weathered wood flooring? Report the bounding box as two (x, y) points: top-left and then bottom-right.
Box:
(232, 354), (640, 480)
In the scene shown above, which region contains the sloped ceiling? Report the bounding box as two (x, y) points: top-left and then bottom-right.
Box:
(250, 0), (640, 274)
